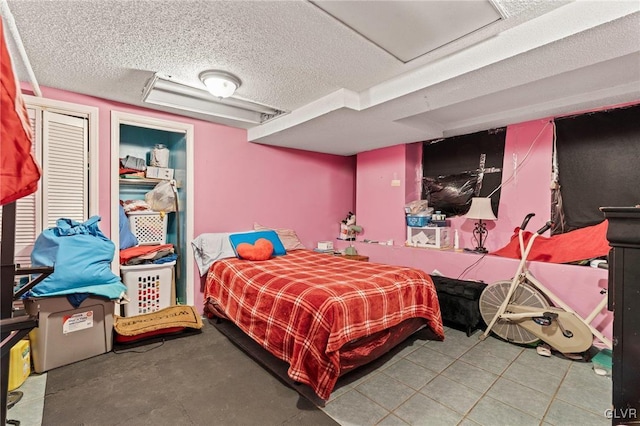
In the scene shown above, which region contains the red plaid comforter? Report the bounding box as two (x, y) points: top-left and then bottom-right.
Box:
(204, 249), (444, 400)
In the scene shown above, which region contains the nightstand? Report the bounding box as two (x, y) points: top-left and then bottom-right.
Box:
(339, 254), (369, 262)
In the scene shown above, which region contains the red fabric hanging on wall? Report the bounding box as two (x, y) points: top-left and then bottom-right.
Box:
(1, 19), (41, 206)
(491, 220), (610, 264)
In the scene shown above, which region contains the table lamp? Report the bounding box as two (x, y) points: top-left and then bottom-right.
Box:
(465, 197), (497, 253)
(344, 225), (363, 255)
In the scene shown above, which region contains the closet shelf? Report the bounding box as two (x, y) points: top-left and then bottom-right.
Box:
(119, 178), (181, 188)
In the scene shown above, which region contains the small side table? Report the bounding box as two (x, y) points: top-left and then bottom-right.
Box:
(339, 254), (369, 262)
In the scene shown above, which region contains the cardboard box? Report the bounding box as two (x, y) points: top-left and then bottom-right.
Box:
(145, 166), (174, 180)
(317, 241), (334, 250)
(25, 296), (114, 373)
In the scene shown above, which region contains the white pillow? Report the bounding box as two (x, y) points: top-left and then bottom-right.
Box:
(253, 223), (305, 251)
(191, 233), (239, 276)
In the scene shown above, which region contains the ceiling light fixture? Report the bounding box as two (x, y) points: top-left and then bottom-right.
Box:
(141, 73), (287, 128)
(199, 70), (241, 98)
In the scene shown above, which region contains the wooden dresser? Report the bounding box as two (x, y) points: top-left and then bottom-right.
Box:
(339, 254), (369, 262)
(601, 206), (640, 425)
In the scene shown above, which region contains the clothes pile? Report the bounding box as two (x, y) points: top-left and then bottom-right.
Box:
(122, 199), (155, 214)
(119, 155), (147, 180)
(120, 243), (177, 266)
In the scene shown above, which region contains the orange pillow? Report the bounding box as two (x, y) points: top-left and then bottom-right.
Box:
(236, 238), (274, 261)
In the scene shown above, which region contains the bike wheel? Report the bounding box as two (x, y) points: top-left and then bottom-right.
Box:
(479, 280), (550, 345)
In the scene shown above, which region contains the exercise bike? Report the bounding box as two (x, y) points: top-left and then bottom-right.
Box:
(478, 213), (612, 354)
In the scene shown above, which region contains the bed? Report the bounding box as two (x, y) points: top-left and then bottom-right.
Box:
(202, 248), (444, 401)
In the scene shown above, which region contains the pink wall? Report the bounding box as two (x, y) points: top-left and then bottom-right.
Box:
(355, 144), (409, 245)
(193, 132), (356, 243)
(355, 115), (615, 343)
(191, 128), (355, 309)
(26, 84), (627, 341)
(355, 119), (554, 251)
(29, 86), (356, 309)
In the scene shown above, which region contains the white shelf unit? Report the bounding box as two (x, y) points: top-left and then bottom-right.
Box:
(406, 226), (452, 249)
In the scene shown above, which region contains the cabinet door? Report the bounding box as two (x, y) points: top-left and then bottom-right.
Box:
(602, 208), (640, 425)
(608, 248), (615, 311)
(612, 247), (640, 425)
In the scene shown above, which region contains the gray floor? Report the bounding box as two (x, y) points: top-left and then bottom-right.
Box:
(321, 325), (612, 426)
(8, 321), (337, 426)
(7, 323), (611, 426)
(5, 372), (46, 426)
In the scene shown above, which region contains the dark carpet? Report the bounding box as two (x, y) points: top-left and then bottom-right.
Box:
(210, 317), (327, 408)
(43, 320), (339, 426)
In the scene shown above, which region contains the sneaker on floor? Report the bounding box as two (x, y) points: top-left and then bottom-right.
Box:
(7, 391), (23, 409)
(536, 343), (552, 357)
(561, 352), (585, 361)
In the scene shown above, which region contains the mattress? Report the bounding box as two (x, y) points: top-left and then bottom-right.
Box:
(203, 249), (444, 400)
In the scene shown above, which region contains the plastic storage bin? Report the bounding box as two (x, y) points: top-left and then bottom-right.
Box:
(24, 295), (114, 373)
(128, 211), (168, 245)
(406, 215), (431, 227)
(120, 261), (175, 316)
(8, 339), (30, 391)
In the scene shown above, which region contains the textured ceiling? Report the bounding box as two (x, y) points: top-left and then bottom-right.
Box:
(3, 0), (639, 155)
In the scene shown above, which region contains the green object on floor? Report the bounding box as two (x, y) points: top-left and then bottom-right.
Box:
(592, 348), (612, 376)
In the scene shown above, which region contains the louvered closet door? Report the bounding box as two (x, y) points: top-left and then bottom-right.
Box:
(41, 110), (88, 228)
(0, 109), (89, 266)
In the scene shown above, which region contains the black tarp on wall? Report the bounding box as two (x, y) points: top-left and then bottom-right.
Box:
(422, 128), (505, 217)
(555, 104), (640, 231)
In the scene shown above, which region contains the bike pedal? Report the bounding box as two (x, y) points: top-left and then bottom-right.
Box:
(533, 316), (553, 326)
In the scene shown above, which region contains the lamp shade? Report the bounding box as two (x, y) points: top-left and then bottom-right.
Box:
(199, 70), (241, 98)
(466, 197), (497, 220)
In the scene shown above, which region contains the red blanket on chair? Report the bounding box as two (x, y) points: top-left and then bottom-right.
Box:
(491, 220), (610, 264)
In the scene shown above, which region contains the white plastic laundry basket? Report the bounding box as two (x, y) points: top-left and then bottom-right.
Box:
(128, 211), (168, 245)
(120, 261), (175, 316)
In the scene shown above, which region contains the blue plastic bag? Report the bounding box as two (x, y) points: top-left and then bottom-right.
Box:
(29, 216), (126, 299)
(119, 204), (138, 249)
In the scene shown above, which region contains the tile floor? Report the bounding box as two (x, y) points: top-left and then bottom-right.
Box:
(7, 326), (612, 426)
(321, 326), (612, 426)
(5, 372), (46, 426)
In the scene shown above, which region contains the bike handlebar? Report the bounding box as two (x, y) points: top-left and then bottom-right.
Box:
(520, 213), (535, 230)
(536, 221), (554, 235)
(520, 214), (554, 235)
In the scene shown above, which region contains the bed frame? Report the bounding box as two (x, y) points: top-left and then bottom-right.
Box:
(207, 312), (440, 406)
(202, 249), (445, 402)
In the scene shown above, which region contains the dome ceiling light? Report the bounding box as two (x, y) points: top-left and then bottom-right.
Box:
(199, 70), (242, 98)
(142, 73), (287, 128)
